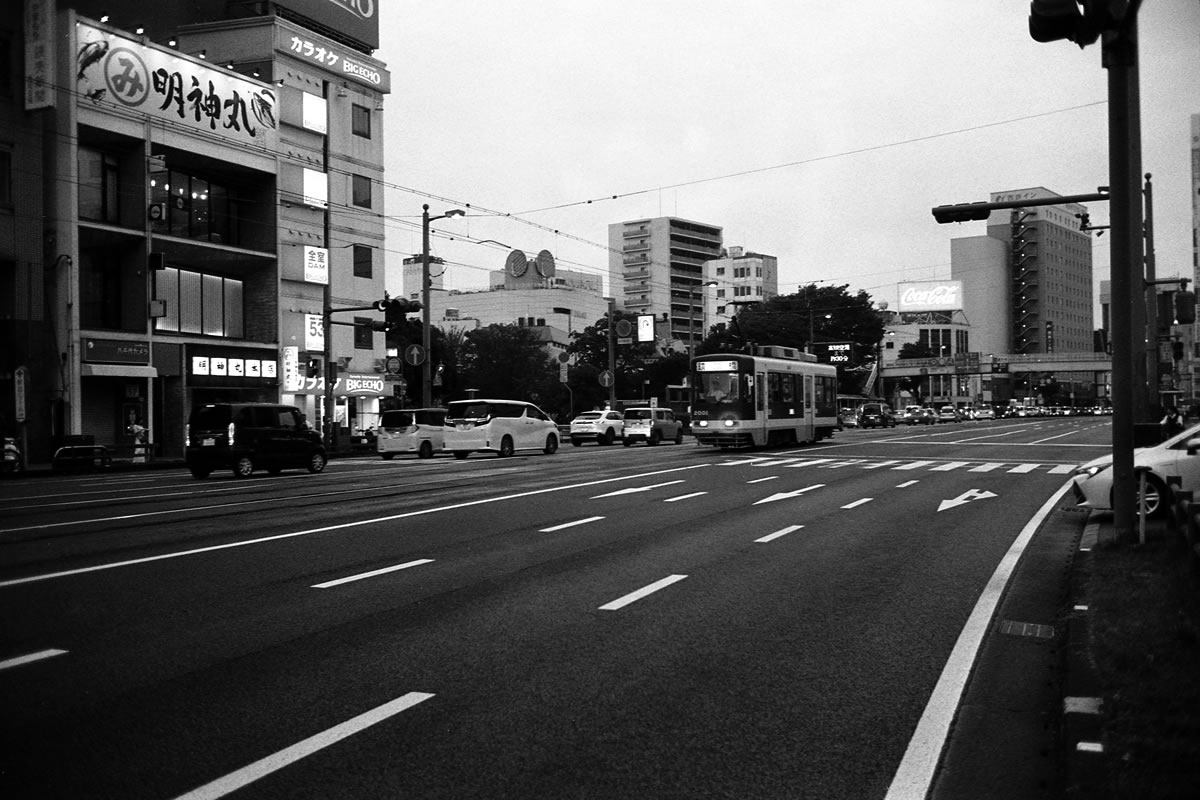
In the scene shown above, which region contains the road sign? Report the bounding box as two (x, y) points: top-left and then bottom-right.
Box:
(599, 370), (614, 388)
(404, 344), (425, 366)
(385, 356), (402, 374)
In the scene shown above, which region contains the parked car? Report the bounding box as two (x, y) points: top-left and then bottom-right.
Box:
(1072, 423), (1200, 518)
(858, 402), (896, 429)
(185, 402), (327, 479)
(937, 406), (963, 423)
(622, 407), (684, 446)
(569, 410), (625, 446)
(377, 408), (446, 459)
(443, 399), (559, 459)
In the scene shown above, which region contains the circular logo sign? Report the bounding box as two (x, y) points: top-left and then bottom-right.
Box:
(102, 47), (151, 107)
(384, 356), (402, 374)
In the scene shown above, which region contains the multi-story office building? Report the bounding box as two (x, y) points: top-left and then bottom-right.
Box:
(706, 246), (778, 331)
(950, 187), (1095, 357)
(0, 1), (389, 462)
(608, 216), (723, 351)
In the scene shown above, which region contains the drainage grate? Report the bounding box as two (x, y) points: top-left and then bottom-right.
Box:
(998, 619), (1056, 639)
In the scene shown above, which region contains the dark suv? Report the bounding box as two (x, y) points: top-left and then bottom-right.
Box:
(185, 403), (327, 479)
(858, 402), (896, 429)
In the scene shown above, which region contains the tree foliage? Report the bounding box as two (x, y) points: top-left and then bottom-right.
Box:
(448, 324), (561, 409)
(697, 283), (885, 394)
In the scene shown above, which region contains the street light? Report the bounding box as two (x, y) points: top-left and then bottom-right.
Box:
(689, 280), (719, 357)
(422, 204), (465, 407)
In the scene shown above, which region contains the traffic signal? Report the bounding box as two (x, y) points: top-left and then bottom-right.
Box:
(305, 358), (321, 378)
(931, 203), (992, 224)
(1172, 340), (1185, 361)
(1175, 289), (1197, 325)
(1028, 0), (1113, 47)
(373, 297), (424, 329)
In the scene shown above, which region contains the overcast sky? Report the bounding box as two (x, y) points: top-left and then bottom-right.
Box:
(377, 1), (1200, 318)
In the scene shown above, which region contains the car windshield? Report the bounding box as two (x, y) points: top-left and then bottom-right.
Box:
(446, 402), (493, 422)
(574, 413), (602, 422)
(624, 410), (651, 420)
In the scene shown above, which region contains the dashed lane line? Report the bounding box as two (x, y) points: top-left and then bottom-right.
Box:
(598, 575), (688, 611)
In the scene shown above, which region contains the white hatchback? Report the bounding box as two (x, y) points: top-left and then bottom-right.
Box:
(443, 399), (560, 459)
(569, 410), (624, 446)
(377, 408), (446, 459)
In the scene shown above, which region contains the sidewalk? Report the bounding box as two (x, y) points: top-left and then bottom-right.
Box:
(933, 500), (1200, 799)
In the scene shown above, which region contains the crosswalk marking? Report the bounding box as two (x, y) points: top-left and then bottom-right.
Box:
(719, 456), (1077, 476)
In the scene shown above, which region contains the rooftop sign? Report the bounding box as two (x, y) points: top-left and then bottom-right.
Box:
(897, 280), (963, 313)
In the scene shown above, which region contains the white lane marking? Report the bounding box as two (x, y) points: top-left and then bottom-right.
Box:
(719, 458), (769, 466)
(783, 458), (834, 468)
(754, 484), (826, 505)
(755, 525), (803, 543)
(752, 459), (801, 467)
(894, 461), (935, 471)
(1008, 463), (1040, 474)
(0, 648), (68, 672)
(1032, 430), (1084, 444)
(0, 464), (711, 589)
(862, 460), (904, 469)
(591, 480), (686, 499)
(930, 461), (970, 472)
(664, 492), (707, 503)
(841, 498), (873, 509)
(969, 462), (1006, 472)
(937, 489), (999, 513)
(172, 692), (435, 800)
(747, 476), (779, 484)
(884, 481), (1074, 800)
(1048, 464), (1077, 474)
(540, 516), (605, 532)
(599, 575), (687, 611)
(896, 480), (919, 488)
(312, 559), (434, 589)
(819, 460), (868, 469)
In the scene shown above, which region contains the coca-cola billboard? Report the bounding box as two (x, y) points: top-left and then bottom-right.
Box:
(898, 280), (963, 312)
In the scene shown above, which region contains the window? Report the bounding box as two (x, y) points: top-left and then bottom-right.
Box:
(352, 104), (371, 138)
(154, 267), (244, 337)
(0, 149), (11, 206)
(352, 174), (372, 208)
(78, 148), (120, 223)
(150, 168), (236, 244)
(354, 316), (373, 349)
(353, 244), (373, 278)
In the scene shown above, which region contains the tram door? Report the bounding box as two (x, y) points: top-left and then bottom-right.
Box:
(804, 374), (815, 439)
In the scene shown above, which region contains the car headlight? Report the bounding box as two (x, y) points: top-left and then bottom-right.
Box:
(1072, 464), (1104, 479)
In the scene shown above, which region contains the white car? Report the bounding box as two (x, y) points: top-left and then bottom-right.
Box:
(1071, 423), (1200, 518)
(443, 399), (560, 459)
(569, 410), (624, 446)
(975, 407), (996, 420)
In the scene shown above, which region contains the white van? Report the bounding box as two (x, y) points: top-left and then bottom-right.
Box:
(377, 408), (446, 460)
(443, 399), (560, 459)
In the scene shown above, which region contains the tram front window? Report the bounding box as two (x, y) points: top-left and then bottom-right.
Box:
(700, 373), (740, 403)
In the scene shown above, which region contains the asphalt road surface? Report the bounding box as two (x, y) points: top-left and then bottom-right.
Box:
(0, 415), (1111, 799)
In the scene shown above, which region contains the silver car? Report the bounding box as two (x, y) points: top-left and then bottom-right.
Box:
(1071, 423), (1200, 518)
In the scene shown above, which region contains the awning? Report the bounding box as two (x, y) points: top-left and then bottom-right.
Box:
(81, 364), (159, 378)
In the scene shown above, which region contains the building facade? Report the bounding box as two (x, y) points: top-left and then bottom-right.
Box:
(1, 0), (390, 462)
(706, 245), (779, 331)
(608, 216), (723, 352)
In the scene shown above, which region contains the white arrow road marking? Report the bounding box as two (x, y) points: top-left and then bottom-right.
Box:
(591, 480), (686, 499)
(937, 489), (999, 512)
(753, 484), (825, 505)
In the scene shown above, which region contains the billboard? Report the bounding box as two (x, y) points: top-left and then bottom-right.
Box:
(897, 280), (963, 313)
(277, 0), (380, 51)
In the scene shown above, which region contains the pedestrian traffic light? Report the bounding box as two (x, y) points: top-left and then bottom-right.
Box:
(305, 358), (321, 378)
(1175, 288), (1197, 325)
(931, 203), (992, 224)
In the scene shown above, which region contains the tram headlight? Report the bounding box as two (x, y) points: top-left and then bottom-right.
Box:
(696, 420), (708, 428)
(724, 418), (737, 427)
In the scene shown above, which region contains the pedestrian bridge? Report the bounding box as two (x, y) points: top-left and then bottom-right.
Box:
(882, 352), (1111, 378)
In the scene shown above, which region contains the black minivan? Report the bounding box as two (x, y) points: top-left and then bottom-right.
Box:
(185, 403), (327, 479)
(858, 402), (896, 429)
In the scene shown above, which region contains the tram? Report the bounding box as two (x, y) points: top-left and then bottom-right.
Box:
(691, 346), (840, 448)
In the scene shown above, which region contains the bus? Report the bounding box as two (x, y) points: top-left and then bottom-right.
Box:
(690, 346), (840, 448)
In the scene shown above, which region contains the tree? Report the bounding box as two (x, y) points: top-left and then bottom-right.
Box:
(567, 310), (660, 407)
(452, 324), (560, 409)
(698, 284), (885, 394)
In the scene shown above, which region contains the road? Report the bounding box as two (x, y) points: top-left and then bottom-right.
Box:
(0, 415), (1111, 799)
